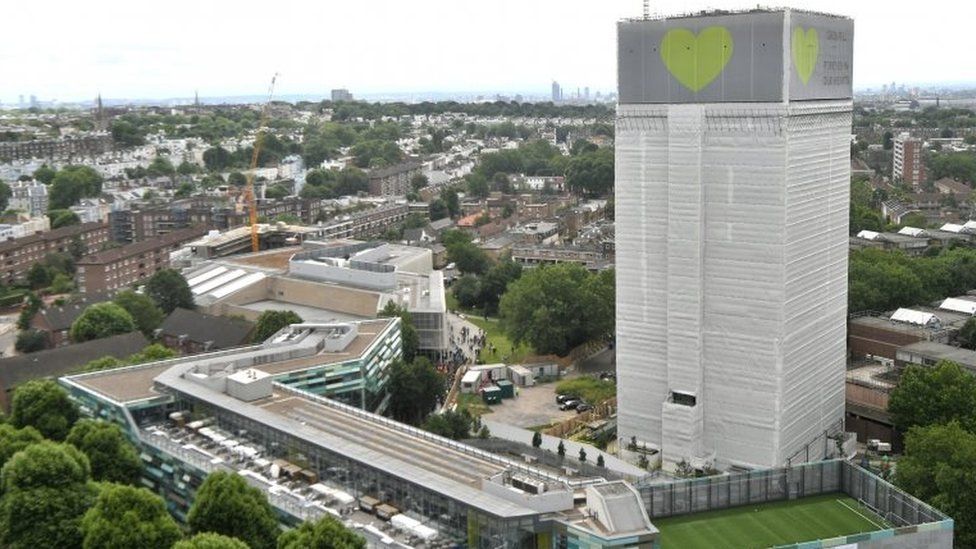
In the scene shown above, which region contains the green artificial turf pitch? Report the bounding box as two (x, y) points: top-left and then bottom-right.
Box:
(653, 493), (890, 549)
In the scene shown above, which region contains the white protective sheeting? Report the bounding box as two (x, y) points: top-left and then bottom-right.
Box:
(890, 308), (939, 327)
(897, 227), (927, 237)
(940, 298), (976, 316)
(940, 223), (965, 233)
(616, 100), (850, 470)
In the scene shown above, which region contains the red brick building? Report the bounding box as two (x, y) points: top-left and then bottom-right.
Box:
(892, 133), (926, 188)
(0, 222), (110, 285)
(76, 226), (209, 293)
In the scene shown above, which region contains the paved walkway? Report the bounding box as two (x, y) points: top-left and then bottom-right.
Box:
(481, 418), (648, 479)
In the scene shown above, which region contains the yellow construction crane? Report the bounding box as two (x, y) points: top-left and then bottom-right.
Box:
(245, 74), (278, 253)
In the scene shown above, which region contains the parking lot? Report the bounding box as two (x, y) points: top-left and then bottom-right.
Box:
(483, 381), (579, 429)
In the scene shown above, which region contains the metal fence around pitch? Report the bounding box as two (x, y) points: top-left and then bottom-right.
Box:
(635, 459), (951, 529)
(636, 459), (843, 518)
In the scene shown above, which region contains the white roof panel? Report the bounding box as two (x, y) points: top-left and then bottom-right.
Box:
(940, 223), (965, 233)
(940, 297), (976, 316)
(898, 227), (927, 237)
(187, 266), (228, 287)
(856, 230), (881, 240)
(890, 308), (939, 326)
(192, 269), (246, 295)
(208, 272), (267, 299)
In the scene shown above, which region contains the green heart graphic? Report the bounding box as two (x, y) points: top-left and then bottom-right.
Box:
(660, 27), (734, 93)
(792, 27), (819, 85)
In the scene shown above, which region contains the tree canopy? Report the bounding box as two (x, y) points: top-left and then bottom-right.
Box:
(66, 419), (143, 484)
(80, 483), (182, 549)
(897, 422), (976, 547)
(174, 533), (250, 549)
(113, 290), (165, 336)
(10, 379), (79, 441)
(48, 165), (103, 210)
(0, 441), (97, 549)
(565, 148), (614, 197)
(277, 516), (366, 549)
(0, 424), (43, 467)
(379, 302), (418, 362)
(422, 410), (473, 440)
(499, 264), (614, 356)
(848, 247), (976, 313)
(145, 269), (195, 314)
(69, 302), (137, 343)
(385, 357), (445, 425)
(187, 471), (279, 549)
(252, 310), (302, 343)
(888, 361), (976, 433)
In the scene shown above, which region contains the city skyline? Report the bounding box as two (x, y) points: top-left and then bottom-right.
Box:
(2, 0), (975, 104)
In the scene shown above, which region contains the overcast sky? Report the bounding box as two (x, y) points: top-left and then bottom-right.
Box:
(2, 0), (973, 103)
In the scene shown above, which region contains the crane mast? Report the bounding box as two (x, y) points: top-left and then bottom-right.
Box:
(245, 74), (278, 253)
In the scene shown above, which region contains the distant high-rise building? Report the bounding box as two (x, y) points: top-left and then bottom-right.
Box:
(616, 9), (853, 471)
(18, 95), (24, 109)
(331, 89), (353, 102)
(893, 133), (926, 188)
(551, 81), (562, 102)
(584, 87), (590, 100)
(29, 95), (38, 108)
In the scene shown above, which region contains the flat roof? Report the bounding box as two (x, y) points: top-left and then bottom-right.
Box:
(897, 341), (976, 368)
(66, 319), (394, 404)
(223, 247), (303, 272)
(238, 300), (368, 324)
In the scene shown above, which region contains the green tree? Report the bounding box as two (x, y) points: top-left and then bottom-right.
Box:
(0, 424), (43, 467)
(960, 318), (976, 351)
(896, 422), (976, 547)
(203, 147), (233, 172)
(70, 302), (137, 343)
(447, 241), (490, 275)
(350, 140), (402, 168)
(477, 258), (522, 314)
(26, 262), (52, 289)
(228, 172), (248, 187)
(175, 182), (196, 198)
(50, 272), (75, 293)
(175, 533), (250, 549)
(146, 156), (176, 178)
(68, 234), (87, 259)
(125, 343), (178, 364)
(33, 164), (57, 184)
(499, 264), (614, 356)
(187, 471), (279, 549)
(49, 166), (103, 210)
(429, 198), (448, 221)
(14, 329), (46, 353)
(410, 173), (429, 191)
(0, 441), (97, 549)
(440, 188), (460, 218)
(422, 410), (473, 440)
(888, 361), (976, 432)
(80, 484), (181, 549)
(113, 290), (165, 336)
(178, 161), (199, 176)
(465, 173), (490, 198)
(0, 181), (10, 212)
(66, 420), (142, 484)
(252, 310), (303, 342)
(16, 292), (43, 330)
(452, 275), (482, 310)
(10, 379), (79, 441)
(565, 148), (614, 197)
(145, 269), (194, 314)
(379, 302), (419, 362)
(385, 357), (445, 425)
(264, 184), (289, 200)
(110, 119), (146, 147)
(277, 515), (366, 549)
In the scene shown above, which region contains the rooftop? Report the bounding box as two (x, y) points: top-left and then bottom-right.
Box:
(78, 226), (210, 265)
(67, 319), (394, 404)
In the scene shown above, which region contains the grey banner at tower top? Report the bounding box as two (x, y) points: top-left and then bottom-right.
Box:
(618, 10), (853, 104)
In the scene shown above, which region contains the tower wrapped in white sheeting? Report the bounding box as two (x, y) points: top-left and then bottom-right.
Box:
(615, 8), (852, 470)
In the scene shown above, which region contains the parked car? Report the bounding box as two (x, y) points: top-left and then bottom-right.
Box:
(556, 394), (577, 404)
(576, 403), (593, 413)
(559, 399), (581, 411)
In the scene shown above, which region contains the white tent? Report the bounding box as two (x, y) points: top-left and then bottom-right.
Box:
(890, 308), (940, 327)
(940, 298), (976, 316)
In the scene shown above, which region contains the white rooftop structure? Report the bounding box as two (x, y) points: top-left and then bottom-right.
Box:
(890, 308), (942, 328)
(939, 297), (976, 316)
(898, 227), (927, 237)
(856, 230), (881, 240)
(940, 223), (966, 233)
